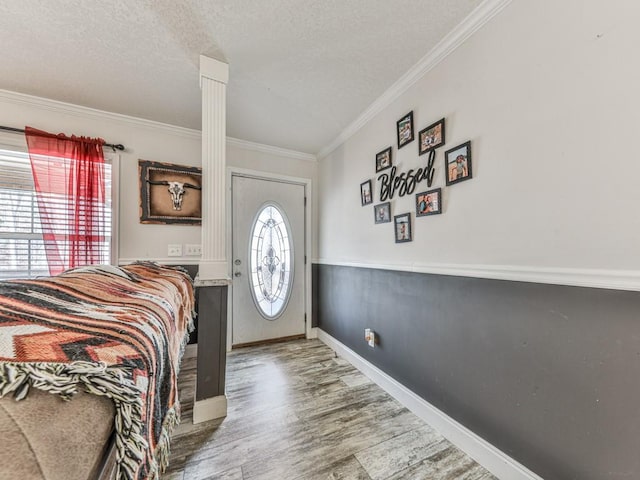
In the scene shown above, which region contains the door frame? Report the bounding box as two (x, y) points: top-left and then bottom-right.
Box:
(226, 166), (313, 351)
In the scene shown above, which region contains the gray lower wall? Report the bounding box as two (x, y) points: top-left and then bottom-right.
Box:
(314, 263), (640, 480)
(195, 285), (228, 400)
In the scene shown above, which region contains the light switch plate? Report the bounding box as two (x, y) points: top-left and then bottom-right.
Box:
(185, 244), (202, 256)
(167, 244), (183, 257)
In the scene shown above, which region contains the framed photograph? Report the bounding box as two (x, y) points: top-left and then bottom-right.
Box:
(374, 202), (391, 224)
(375, 147), (392, 173)
(360, 179), (373, 206)
(445, 141), (472, 186)
(396, 111), (414, 149)
(416, 188), (442, 217)
(139, 160), (202, 225)
(394, 213), (412, 243)
(418, 118), (445, 155)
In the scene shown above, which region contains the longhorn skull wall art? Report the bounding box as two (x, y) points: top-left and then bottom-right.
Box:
(138, 160), (202, 225)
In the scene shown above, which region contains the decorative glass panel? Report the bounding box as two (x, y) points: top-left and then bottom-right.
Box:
(249, 203), (293, 319)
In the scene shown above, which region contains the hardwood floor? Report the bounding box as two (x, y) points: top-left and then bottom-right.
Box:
(163, 339), (497, 480)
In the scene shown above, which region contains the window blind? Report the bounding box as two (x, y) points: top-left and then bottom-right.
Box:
(0, 148), (112, 280)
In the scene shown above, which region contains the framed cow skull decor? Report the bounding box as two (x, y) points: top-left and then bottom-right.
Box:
(138, 160), (202, 225)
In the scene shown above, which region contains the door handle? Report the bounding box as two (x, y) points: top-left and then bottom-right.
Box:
(234, 271), (242, 277)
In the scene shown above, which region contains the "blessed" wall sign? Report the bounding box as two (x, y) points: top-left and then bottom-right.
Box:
(378, 150), (435, 201)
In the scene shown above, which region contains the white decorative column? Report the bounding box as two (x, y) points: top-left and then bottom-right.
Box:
(193, 55), (230, 424)
(198, 55), (229, 281)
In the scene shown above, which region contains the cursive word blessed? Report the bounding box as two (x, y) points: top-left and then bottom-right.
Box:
(378, 150), (435, 201)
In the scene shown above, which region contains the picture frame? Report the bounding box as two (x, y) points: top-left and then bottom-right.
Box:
(374, 202), (391, 224)
(394, 213), (412, 243)
(396, 111), (414, 149)
(360, 179), (373, 206)
(375, 147), (392, 173)
(418, 118), (445, 155)
(139, 160), (202, 225)
(445, 141), (472, 186)
(416, 188), (442, 217)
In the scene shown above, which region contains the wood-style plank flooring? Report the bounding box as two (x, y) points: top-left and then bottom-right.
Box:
(163, 339), (497, 480)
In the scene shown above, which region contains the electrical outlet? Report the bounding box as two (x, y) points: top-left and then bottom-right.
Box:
(167, 244), (183, 257)
(185, 244), (202, 256)
(365, 328), (375, 348)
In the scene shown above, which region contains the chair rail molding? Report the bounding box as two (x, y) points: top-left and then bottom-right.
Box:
(314, 259), (640, 292)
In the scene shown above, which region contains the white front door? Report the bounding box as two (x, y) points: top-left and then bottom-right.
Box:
(231, 174), (306, 346)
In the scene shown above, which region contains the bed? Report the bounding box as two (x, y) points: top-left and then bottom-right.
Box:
(0, 262), (195, 480)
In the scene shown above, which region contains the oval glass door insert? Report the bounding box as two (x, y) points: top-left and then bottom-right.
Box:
(249, 203), (293, 319)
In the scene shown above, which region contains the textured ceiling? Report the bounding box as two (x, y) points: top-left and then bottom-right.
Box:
(0, 0), (482, 154)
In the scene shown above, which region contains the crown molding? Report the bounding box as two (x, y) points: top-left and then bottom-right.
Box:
(314, 259), (640, 292)
(0, 89), (201, 140)
(0, 89), (316, 161)
(226, 137), (316, 162)
(316, 0), (513, 160)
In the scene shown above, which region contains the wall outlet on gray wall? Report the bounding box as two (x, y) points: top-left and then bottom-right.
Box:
(365, 328), (376, 347)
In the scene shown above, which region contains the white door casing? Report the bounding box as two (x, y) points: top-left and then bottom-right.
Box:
(231, 174), (306, 345)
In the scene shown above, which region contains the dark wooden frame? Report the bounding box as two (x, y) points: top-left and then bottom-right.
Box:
(394, 213), (412, 243)
(396, 111), (414, 149)
(445, 141), (472, 186)
(375, 147), (393, 173)
(416, 188), (442, 217)
(374, 202), (391, 224)
(139, 159), (202, 225)
(418, 118), (446, 155)
(360, 179), (373, 206)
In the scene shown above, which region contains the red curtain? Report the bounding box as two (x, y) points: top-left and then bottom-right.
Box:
(25, 127), (106, 275)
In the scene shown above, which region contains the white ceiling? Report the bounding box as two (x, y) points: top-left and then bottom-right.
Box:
(0, 0), (483, 154)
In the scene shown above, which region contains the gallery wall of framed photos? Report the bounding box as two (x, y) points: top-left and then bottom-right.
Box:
(359, 109), (472, 245)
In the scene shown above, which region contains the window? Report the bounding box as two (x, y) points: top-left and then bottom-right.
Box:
(0, 147), (115, 280)
(249, 203), (293, 319)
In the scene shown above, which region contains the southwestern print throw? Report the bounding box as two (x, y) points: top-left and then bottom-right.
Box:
(0, 262), (195, 480)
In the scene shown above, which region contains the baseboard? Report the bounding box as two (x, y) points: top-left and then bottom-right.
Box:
(307, 327), (318, 339)
(193, 395), (227, 424)
(317, 329), (543, 480)
(232, 333), (305, 349)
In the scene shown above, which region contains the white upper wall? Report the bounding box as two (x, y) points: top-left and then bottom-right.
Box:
(317, 0), (640, 273)
(0, 91), (317, 263)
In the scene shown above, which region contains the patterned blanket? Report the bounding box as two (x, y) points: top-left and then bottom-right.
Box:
(0, 262), (195, 480)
